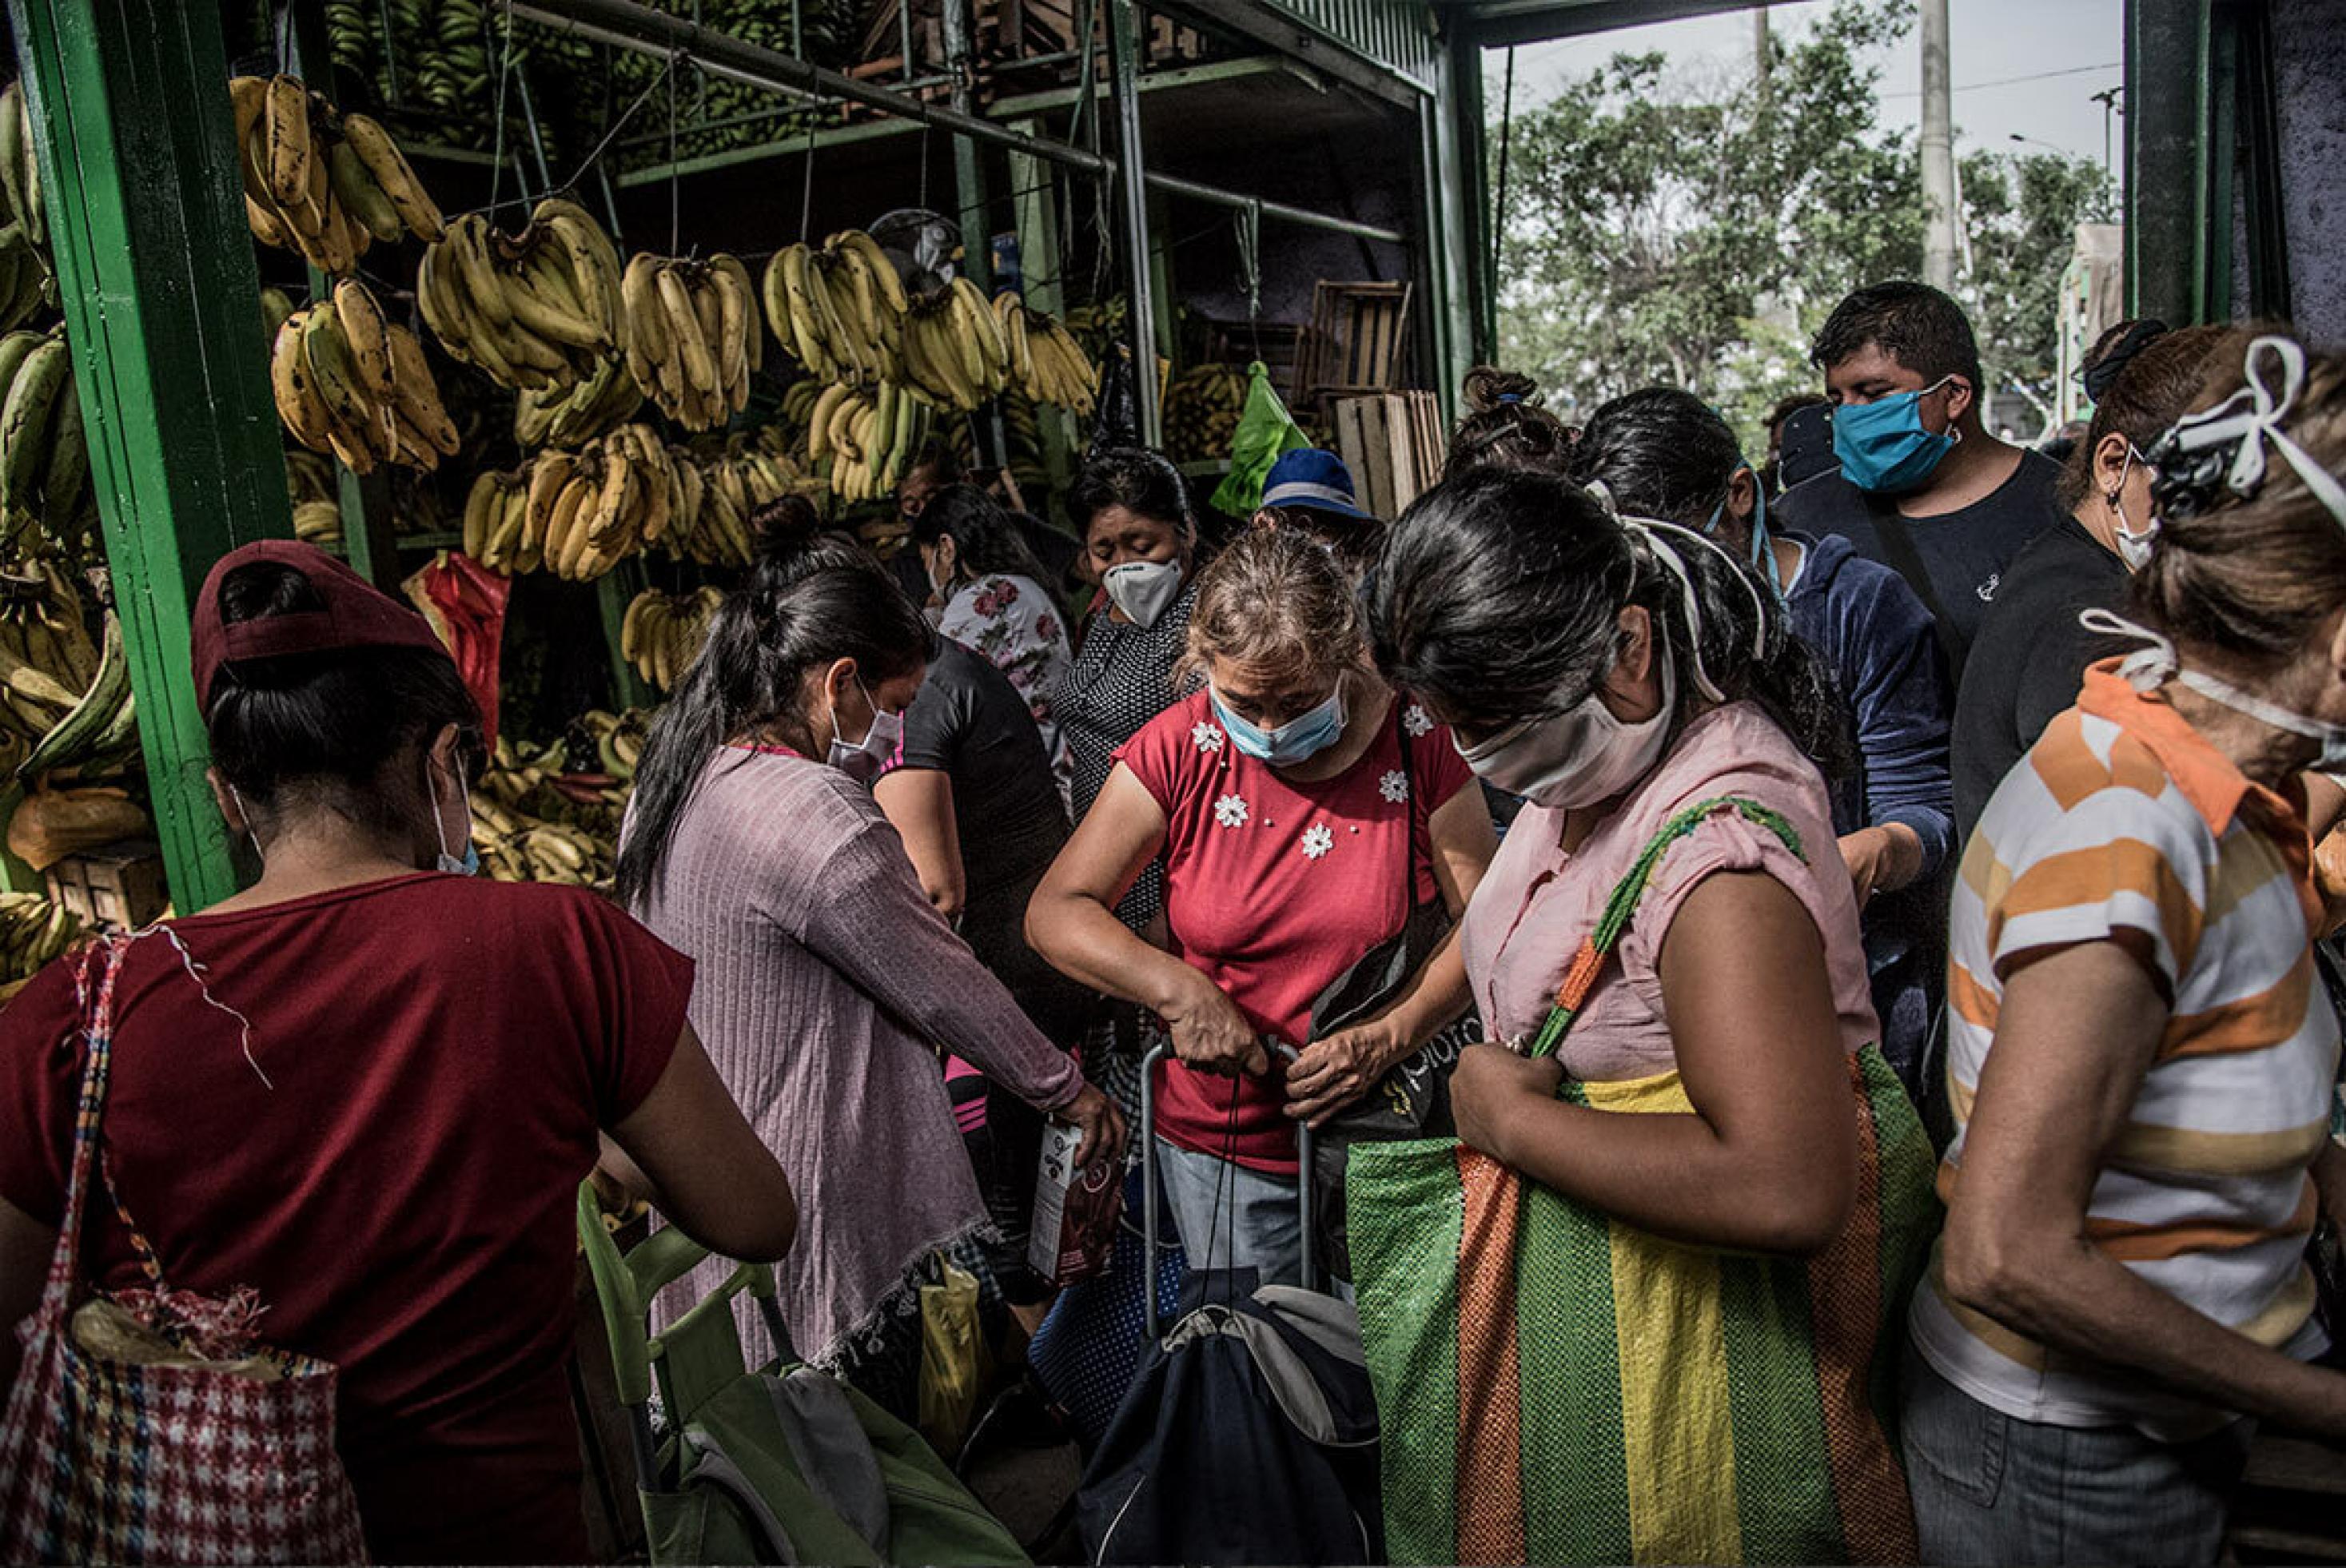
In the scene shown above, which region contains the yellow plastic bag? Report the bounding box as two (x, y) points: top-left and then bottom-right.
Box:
(916, 1252), (992, 1459)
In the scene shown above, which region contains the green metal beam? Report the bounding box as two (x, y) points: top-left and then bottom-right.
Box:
(1108, 0), (1160, 447)
(2125, 0), (2208, 324)
(10, 0), (286, 913)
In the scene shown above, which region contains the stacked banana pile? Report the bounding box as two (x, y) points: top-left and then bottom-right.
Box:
(0, 890), (80, 991)
(231, 75), (444, 275)
(0, 566), (133, 785)
(419, 200), (623, 393)
(763, 231), (906, 387)
(807, 381), (932, 505)
(471, 710), (647, 886)
(0, 328), (90, 535)
(463, 424), (674, 579)
(1164, 363), (1246, 462)
(994, 290), (1099, 417)
(514, 353), (640, 448)
(619, 253), (761, 430)
(0, 84), (54, 333)
(269, 281), (460, 475)
(620, 584), (723, 691)
(1065, 296), (1129, 360)
(898, 277), (1010, 413)
(286, 449), (342, 547)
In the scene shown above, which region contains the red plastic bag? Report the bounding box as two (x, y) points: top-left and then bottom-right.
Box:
(404, 551), (511, 748)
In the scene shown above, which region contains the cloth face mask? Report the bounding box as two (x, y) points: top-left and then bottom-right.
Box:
(1832, 377), (1958, 495)
(1455, 657), (1677, 810)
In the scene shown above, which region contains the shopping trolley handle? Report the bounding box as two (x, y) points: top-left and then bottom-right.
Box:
(1139, 1039), (1316, 1341)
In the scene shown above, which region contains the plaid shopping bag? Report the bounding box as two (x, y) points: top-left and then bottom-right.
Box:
(0, 935), (368, 1565)
(1348, 798), (1939, 1566)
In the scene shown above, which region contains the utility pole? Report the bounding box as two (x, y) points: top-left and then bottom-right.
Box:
(1920, 0), (1958, 292)
(1754, 7), (1770, 97)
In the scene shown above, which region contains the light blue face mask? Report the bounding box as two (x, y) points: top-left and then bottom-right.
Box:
(1704, 464), (1783, 597)
(1211, 680), (1348, 767)
(1831, 376), (1959, 494)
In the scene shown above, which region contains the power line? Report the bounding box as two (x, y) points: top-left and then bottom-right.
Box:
(1882, 62), (2121, 98)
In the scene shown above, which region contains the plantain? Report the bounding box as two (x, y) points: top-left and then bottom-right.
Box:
(0, 334), (66, 511)
(263, 75), (312, 210)
(340, 113), (444, 242)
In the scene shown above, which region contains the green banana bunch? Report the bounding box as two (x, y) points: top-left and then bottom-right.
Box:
(0, 326), (93, 540)
(515, 353), (642, 448)
(0, 889), (83, 985)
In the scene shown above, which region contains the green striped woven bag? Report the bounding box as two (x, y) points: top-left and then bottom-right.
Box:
(1348, 797), (1938, 1565)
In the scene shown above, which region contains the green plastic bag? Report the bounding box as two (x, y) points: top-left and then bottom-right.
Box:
(1209, 360), (1312, 515)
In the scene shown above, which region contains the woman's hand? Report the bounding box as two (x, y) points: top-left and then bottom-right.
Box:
(1160, 969), (1268, 1077)
(1838, 823), (1923, 904)
(1450, 1043), (1563, 1164)
(1285, 1019), (1406, 1128)
(1058, 1082), (1128, 1171)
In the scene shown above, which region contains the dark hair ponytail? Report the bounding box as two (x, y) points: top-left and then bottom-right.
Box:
(1371, 468), (1853, 778)
(1446, 366), (1576, 479)
(1571, 387), (1746, 529)
(910, 483), (1050, 583)
(614, 531), (933, 910)
(206, 561), (482, 841)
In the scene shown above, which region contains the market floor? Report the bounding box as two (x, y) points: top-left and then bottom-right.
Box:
(962, 1429), (1085, 1563)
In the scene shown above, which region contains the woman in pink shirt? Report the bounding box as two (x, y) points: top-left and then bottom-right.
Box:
(1368, 467), (1922, 1555)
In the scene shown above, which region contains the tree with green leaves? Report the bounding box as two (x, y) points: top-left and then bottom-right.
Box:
(1493, 0), (2109, 449)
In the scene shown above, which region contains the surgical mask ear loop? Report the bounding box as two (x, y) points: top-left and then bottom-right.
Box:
(226, 784), (263, 862)
(428, 755), (469, 874)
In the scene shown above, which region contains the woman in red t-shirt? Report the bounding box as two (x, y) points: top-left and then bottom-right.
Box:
(1029, 528), (1497, 1283)
(0, 543), (795, 1565)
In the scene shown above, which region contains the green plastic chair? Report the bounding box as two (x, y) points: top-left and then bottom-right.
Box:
(575, 1185), (1030, 1566)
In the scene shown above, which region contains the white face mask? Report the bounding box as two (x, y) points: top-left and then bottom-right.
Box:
(924, 540), (955, 598)
(1102, 559), (1184, 629)
(2079, 609), (2346, 769)
(1456, 656), (1677, 810)
(826, 676), (903, 785)
(428, 757), (479, 875)
(2108, 445), (2159, 572)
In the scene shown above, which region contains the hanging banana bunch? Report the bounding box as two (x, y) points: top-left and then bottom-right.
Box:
(619, 584), (725, 692)
(229, 75), (445, 276)
(0, 83), (53, 334)
(761, 229), (906, 388)
(285, 448), (342, 547)
(0, 325), (94, 542)
(896, 276), (1013, 414)
(617, 253), (760, 431)
(269, 281), (460, 475)
(0, 563), (135, 786)
(994, 289), (1101, 416)
(805, 380), (932, 506)
(514, 353), (642, 448)
(464, 423), (675, 580)
(418, 200), (622, 395)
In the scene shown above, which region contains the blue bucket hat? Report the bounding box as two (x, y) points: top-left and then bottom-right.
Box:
(1259, 448), (1372, 522)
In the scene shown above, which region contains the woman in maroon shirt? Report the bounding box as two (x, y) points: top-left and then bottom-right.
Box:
(1029, 528), (1497, 1284)
(0, 542), (795, 1565)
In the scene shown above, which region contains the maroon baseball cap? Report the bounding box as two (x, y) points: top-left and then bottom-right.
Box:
(191, 539), (449, 711)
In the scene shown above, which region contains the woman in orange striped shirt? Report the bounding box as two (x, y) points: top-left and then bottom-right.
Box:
(1910, 336), (2346, 1566)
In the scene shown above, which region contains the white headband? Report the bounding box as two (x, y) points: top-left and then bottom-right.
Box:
(1583, 480), (1769, 705)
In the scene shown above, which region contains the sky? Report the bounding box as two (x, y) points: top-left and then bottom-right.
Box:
(1489, 0), (2126, 173)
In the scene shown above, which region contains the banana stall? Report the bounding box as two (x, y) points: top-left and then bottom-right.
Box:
(13, 0), (2310, 929)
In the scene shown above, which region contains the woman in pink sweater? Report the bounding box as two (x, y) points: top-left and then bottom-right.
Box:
(615, 528), (1123, 1417)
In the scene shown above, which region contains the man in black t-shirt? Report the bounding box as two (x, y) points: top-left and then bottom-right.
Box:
(1778, 281), (2062, 680)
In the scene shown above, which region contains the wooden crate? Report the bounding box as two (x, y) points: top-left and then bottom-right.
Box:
(1331, 391), (1443, 520)
(45, 838), (168, 931)
(1300, 281), (1413, 401)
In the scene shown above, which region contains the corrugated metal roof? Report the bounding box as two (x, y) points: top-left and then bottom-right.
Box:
(1257, 0), (1443, 90)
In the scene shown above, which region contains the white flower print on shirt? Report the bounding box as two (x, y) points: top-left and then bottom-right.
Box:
(1401, 704), (1434, 738)
(1300, 824), (1334, 861)
(1379, 770), (1410, 804)
(1192, 722), (1225, 754)
(1214, 794), (1249, 829)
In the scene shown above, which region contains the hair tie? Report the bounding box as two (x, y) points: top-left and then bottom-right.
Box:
(2080, 319), (2169, 404)
(1495, 392), (1524, 404)
(2146, 335), (2346, 529)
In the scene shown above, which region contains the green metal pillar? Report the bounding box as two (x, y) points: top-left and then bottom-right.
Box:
(10, 0), (288, 912)
(2125, 0), (2210, 324)
(1010, 124), (1078, 495)
(1105, 0), (1161, 447)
